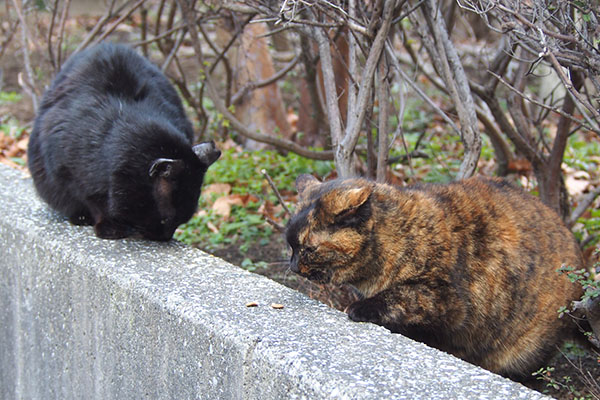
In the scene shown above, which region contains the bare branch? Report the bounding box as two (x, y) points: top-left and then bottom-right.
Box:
(346, 0), (357, 125)
(458, 0), (600, 140)
(176, 0), (334, 161)
(312, 23), (344, 148)
(89, 0), (147, 48)
(385, 41), (461, 136)
(47, 0), (60, 70)
(231, 55), (300, 105)
(11, 0), (38, 110)
(475, 105), (513, 176)
(376, 57), (390, 182)
(486, 71), (600, 136)
(420, 0), (481, 179)
(545, 50), (600, 129)
(337, 0), (398, 177)
(264, 215), (286, 233)
(567, 186), (600, 228)
(56, 0), (71, 68)
(0, 18), (19, 59)
(572, 297), (600, 350)
(132, 18), (188, 48)
(74, 0), (119, 53)
(161, 27), (187, 73)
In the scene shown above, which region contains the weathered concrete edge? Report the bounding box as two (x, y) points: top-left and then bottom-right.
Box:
(0, 164), (548, 399)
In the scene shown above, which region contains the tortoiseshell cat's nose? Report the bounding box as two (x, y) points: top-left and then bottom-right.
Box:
(289, 252), (300, 273)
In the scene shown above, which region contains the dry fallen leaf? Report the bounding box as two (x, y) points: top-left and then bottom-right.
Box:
(202, 183), (232, 200)
(245, 301), (259, 307)
(194, 209), (208, 218)
(271, 303), (284, 309)
(16, 137), (29, 151)
(211, 195), (245, 217)
(565, 172), (591, 196)
(206, 221), (219, 234)
(258, 200), (284, 222)
(4, 143), (21, 158)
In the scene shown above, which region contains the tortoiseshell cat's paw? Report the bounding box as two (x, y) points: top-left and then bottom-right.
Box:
(345, 297), (387, 325)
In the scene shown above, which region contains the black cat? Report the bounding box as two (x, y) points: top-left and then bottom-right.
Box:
(28, 43), (220, 241)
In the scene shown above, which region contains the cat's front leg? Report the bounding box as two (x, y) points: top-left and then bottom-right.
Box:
(345, 281), (463, 335)
(345, 296), (389, 326)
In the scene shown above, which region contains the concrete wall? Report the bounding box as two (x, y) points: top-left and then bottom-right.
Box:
(0, 164), (548, 399)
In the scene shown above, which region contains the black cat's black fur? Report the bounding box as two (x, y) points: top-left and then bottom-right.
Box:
(28, 43), (220, 241)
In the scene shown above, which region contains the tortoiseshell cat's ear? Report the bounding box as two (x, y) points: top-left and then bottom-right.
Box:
(321, 185), (372, 217)
(296, 174), (321, 199)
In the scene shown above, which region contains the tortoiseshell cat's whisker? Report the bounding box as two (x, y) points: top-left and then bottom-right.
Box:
(267, 258), (289, 265)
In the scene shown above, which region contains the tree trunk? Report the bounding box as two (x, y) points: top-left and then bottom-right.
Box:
(216, 19), (293, 150)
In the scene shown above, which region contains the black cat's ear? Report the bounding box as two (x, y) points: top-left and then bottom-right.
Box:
(322, 185), (372, 217)
(149, 158), (185, 179)
(192, 141), (221, 167)
(296, 174), (320, 198)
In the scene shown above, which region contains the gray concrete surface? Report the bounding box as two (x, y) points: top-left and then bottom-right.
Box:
(0, 164), (548, 399)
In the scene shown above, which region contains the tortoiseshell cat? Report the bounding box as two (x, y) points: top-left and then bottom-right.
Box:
(286, 174), (584, 379)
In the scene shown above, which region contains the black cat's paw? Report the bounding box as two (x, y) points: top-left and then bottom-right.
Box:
(345, 297), (387, 325)
(94, 220), (129, 239)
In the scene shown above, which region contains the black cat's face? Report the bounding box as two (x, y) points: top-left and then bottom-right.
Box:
(285, 174), (374, 285)
(111, 141), (220, 241)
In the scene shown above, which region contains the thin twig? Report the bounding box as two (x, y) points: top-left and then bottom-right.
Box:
(131, 20), (188, 47)
(0, 19), (19, 59)
(161, 27), (186, 72)
(545, 50), (600, 128)
(231, 55), (300, 105)
(12, 0), (38, 110)
(56, 0), (71, 68)
(140, 6), (148, 57)
(264, 216), (286, 233)
(47, 0), (60, 70)
(385, 41), (461, 135)
(261, 169), (291, 217)
(90, 0), (147, 48)
(74, 0), (118, 53)
(388, 150), (429, 164)
(488, 70), (600, 135)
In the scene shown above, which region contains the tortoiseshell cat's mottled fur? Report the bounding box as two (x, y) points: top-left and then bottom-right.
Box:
(286, 174), (584, 379)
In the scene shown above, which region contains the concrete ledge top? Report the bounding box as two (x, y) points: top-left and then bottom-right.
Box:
(0, 164), (547, 399)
